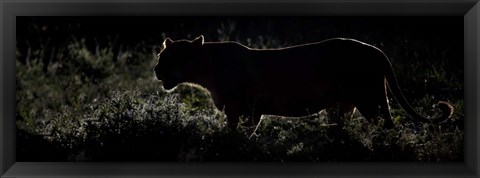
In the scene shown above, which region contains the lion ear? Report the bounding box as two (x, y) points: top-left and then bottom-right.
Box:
(155, 44), (163, 55)
(163, 38), (173, 47)
(193, 35), (204, 46)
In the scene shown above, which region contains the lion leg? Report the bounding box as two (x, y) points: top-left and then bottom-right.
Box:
(225, 101), (261, 129)
(353, 95), (395, 129)
(328, 103), (355, 127)
(224, 105), (242, 129)
(378, 100), (395, 129)
(339, 103), (356, 121)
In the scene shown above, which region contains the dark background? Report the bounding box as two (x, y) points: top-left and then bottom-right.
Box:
(17, 16), (463, 52)
(16, 16), (464, 89)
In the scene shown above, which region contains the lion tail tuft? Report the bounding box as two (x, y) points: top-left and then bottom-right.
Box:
(437, 101), (454, 121)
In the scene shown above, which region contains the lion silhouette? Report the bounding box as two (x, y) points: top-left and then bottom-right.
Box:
(154, 35), (453, 129)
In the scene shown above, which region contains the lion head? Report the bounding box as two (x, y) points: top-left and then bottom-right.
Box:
(154, 35), (205, 89)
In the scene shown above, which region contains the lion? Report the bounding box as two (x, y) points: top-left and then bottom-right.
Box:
(154, 35), (453, 129)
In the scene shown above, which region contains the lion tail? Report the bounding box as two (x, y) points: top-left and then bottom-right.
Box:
(382, 51), (454, 123)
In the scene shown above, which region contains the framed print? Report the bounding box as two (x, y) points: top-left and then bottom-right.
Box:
(1, 0), (479, 177)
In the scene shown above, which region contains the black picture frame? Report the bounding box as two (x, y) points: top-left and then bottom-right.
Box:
(1, 0), (479, 177)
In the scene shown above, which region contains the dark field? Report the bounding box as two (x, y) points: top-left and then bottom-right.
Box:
(16, 16), (464, 162)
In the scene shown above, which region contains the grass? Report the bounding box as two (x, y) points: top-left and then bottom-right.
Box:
(16, 28), (464, 162)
